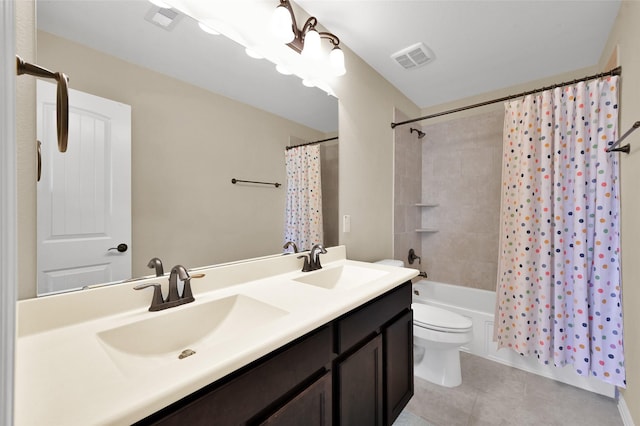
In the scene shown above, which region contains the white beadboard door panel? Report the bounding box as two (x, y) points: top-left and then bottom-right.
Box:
(37, 80), (131, 295)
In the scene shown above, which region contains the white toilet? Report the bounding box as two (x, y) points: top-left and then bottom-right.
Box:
(375, 259), (473, 388)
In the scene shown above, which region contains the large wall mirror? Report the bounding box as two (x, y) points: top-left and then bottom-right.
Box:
(35, 0), (339, 295)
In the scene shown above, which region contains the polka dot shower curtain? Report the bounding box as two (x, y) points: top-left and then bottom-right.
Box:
(284, 144), (323, 251)
(494, 76), (625, 387)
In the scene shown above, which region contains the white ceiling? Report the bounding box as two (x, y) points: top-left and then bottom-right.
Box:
(38, 0), (621, 132)
(297, 0), (622, 109)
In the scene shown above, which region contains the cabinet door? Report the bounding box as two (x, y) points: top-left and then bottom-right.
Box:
(384, 310), (414, 425)
(260, 372), (332, 426)
(336, 334), (383, 426)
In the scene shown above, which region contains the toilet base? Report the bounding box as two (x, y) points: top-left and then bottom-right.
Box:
(414, 345), (462, 388)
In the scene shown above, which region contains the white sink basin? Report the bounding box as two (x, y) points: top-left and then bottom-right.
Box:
(292, 264), (389, 290)
(97, 295), (288, 376)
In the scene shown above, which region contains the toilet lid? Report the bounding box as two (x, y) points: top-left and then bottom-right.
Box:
(412, 303), (473, 332)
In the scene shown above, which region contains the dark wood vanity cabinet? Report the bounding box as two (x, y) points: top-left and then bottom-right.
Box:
(334, 282), (414, 426)
(383, 309), (414, 425)
(137, 281), (412, 426)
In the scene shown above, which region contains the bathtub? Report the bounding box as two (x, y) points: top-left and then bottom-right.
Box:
(412, 280), (616, 398)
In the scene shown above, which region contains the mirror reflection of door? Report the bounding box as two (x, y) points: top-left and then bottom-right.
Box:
(36, 80), (132, 295)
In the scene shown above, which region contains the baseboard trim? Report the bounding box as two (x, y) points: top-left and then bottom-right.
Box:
(619, 393), (636, 426)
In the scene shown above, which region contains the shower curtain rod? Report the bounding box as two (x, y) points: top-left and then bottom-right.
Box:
(285, 136), (338, 150)
(390, 66), (622, 129)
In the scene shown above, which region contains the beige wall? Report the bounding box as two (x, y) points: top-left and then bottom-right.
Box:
(320, 140), (339, 247)
(599, 1), (640, 421)
(334, 47), (420, 262)
(16, 0), (36, 301)
(25, 32), (328, 296)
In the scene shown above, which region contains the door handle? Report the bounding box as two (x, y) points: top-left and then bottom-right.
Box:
(108, 243), (128, 253)
(37, 140), (42, 182)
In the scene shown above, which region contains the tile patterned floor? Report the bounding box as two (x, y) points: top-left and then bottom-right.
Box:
(398, 352), (622, 426)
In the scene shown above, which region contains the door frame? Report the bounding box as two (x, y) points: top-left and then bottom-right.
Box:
(1, 1), (17, 425)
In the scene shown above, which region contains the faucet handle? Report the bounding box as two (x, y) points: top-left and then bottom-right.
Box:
(297, 255), (312, 272)
(181, 277), (195, 302)
(134, 283), (165, 311)
(181, 272), (204, 302)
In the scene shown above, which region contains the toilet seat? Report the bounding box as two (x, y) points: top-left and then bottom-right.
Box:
(412, 303), (472, 333)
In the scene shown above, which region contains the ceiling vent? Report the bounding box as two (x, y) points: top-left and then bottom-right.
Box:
(144, 6), (182, 31)
(391, 42), (434, 70)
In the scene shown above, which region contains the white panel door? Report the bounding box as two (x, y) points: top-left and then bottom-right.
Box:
(37, 80), (131, 295)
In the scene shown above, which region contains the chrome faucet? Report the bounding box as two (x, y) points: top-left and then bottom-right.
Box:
(147, 257), (164, 277)
(134, 264), (194, 311)
(309, 244), (327, 271)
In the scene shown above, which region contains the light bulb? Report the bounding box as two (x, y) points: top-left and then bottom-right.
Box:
(329, 46), (346, 76)
(245, 48), (263, 59)
(276, 64), (292, 75)
(271, 5), (295, 44)
(198, 21), (219, 35)
(302, 28), (321, 59)
(149, 0), (170, 8)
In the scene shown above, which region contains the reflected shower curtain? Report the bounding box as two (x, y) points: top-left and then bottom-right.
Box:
(494, 76), (625, 387)
(284, 144), (323, 251)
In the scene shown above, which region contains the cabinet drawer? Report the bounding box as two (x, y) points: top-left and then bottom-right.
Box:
(140, 326), (333, 425)
(259, 371), (332, 426)
(336, 281), (411, 354)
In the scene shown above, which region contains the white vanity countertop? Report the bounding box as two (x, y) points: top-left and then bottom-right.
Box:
(15, 246), (418, 425)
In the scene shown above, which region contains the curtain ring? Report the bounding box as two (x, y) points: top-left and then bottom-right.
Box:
(55, 72), (69, 153)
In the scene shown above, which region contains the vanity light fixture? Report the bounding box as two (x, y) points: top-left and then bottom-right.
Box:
(198, 21), (220, 35)
(271, 0), (346, 76)
(245, 48), (264, 59)
(276, 64), (292, 75)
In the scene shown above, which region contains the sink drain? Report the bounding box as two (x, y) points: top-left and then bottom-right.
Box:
(178, 349), (196, 359)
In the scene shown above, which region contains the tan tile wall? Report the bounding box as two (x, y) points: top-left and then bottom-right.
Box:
(419, 110), (503, 291)
(321, 142), (339, 247)
(393, 109), (422, 268)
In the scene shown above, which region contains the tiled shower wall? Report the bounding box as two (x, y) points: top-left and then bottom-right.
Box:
(321, 142), (339, 247)
(420, 110), (503, 291)
(393, 109), (422, 268)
